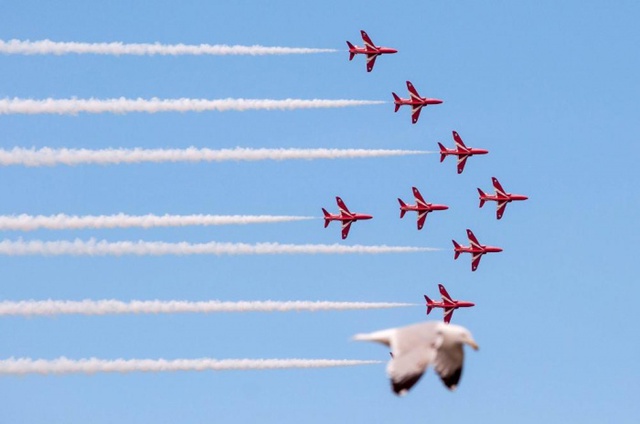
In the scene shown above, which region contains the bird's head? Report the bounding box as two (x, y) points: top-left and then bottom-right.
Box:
(443, 324), (479, 350)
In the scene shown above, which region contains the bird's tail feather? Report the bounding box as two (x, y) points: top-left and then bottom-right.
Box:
(352, 329), (394, 346)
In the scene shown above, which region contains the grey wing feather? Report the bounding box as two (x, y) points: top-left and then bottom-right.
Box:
(390, 322), (441, 356)
(433, 343), (464, 390)
(386, 322), (443, 395)
(387, 344), (436, 395)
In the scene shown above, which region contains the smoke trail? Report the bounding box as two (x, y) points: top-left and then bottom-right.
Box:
(0, 239), (439, 256)
(0, 357), (382, 375)
(0, 98), (385, 115)
(0, 299), (415, 316)
(0, 39), (337, 56)
(0, 147), (431, 167)
(0, 214), (314, 231)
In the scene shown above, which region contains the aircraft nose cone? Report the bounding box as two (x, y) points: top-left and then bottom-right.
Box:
(523, 196), (529, 200)
(434, 99), (443, 104)
(496, 247), (503, 252)
(442, 205), (449, 210)
(390, 49), (398, 54)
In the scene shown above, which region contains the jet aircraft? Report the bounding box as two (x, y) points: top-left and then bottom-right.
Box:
(424, 284), (475, 324)
(478, 177), (528, 220)
(398, 187), (448, 230)
(438, 131), (489, 174)
(322, 197), (372, 239)
(392, 81), (443, 124)
(452, 229), (502, 271)
(346, 30), (397, 72)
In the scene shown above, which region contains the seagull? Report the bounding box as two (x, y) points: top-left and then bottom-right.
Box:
(353, 321), (478, 395)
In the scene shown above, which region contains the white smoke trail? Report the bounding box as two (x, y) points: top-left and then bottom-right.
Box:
(0, 39), (337, 56)
(0, 357), (382, 375)
(0, 98), (385, 115)
(0, 299), (415, 316)
(0, 239), (439, 256)
(0, 147), (430, 167)
(0, 214), (314, 231)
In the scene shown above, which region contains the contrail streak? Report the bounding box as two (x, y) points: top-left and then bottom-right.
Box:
(0, 39), (337, 56)
(0, 239), (439, 256)
(0, 147), (431, 167)
(0, 98), (385, 115)
(0, 357), (382, 375)
(0, 299), (415, 316)
(0, 214), (314, 231)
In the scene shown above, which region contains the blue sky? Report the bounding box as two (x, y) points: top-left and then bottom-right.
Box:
(1, 1), (639, 422)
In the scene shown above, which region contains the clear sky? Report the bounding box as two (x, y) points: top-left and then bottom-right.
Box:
(1, 1), (639, 423)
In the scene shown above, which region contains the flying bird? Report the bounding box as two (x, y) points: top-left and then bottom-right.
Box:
(353, 321), (478, 395)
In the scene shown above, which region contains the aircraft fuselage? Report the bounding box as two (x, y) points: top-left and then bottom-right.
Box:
(394, 98), (443, 107)
(325, 213), (373, 222)
(443, 148), (489, 157)
(349, 46), (398, 55)
(456, 245), (503, 255)
(400, 203), (449, 213)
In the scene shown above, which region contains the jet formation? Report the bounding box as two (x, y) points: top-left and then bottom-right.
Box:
(343, 30), (528, 395)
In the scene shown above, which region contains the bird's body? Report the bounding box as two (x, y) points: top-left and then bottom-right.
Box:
(353, 321), (478, 395)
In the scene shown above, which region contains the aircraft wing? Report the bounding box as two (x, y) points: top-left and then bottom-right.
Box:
(341, 220), (353, 239)
(416, 211), (427, 230)
(412, 187), (427, 207)
(366, 54), (378, 72)
(471, 253), (482, 272)
(360, 30), (376, 51)
(443, 307), (455, 324)
(492, 177), (507, 196)
(438, 284), (454, 304)
(466, 229), (481, 248)
(406, 81), (421, 100)
(496, 201), (508, 220)
(411, 104), (423, 124)
(452, 131), (468, 150)
(336, 196), (352, 217)
(456, 155), (468, 174)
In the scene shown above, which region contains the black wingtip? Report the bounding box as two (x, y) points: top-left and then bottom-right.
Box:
(440, 367), (463, 390)
(391, 373), (424, 396)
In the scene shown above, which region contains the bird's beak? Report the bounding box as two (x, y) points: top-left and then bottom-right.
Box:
(467, 340), (479, 351)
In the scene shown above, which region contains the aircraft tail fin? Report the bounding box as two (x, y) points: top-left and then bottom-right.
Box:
(398, 198), (407, 218)
(452, 240), (461, 259)
(424, 295), (433, 315)
(477, 188), (486, 208)
(437, 142), (447, 162)
(346, 41), (356, 60)
(392, 93), (401, 112)
(322, 208), (331, 228)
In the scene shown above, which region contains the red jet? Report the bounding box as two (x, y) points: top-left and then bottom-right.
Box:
(322, 197), (373, 239)
(392, 81), (443, 124)
(424, 284), (475, 324)
(438, 131), (489, 174)
(478, 177), (528, 220)
(398, 187), (448, 230)
(452, 229), (503, 271)
(346, 30), (397, 72)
